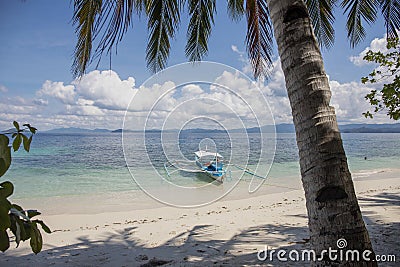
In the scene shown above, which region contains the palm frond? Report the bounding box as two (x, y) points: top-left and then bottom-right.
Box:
(92, 0), (138, 64)
(134, 0), (149, 14)
(146, 0), (182, 73)
(72, 0), (102, 78)
(379, 0), (400, 39)
(245, 0), (274, 79)
(341, 0), (379, 47)
(72, 0), (147, 77)
(306, 0), (337, 49)
(185, 0), (216, 61)
(227, 0), (245, 21)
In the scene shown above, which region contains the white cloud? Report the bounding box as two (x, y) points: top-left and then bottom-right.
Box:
(65, 104), (105, 116)
(0, 103), (38, 115)
(349, 35), (394, 66)
(230, 47), (396, 124)
(37, 70), (137, 111)
(0, 70), (139, 131)
(329, 80), (371, 122)
(33, 98), (48, 106)
(130, 81), (176, 113)
(1, 61), (395, 132)
(37, 80), (76, 104)
(181, 84), (204, 96)
(73, 70), (136, 110)
(0, 96), (42, 122)
(231, 45), (240, 54)
(0, 85), (8, 93)
(231, 44), (254, 75)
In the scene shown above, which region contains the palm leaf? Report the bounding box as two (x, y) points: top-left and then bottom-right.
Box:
(341, 0), (379, 47)
(93, 0), (136, 57)
(185, 0), (216, 61)
(146, 0), (182, 73)
(379, 0), (400, 39)
(72, 0), (102, 78)
(306, 0), (337, 49)
(245, 0), (274, 79)
(72, 0), (146, 77)
(227, 0), (245, 21)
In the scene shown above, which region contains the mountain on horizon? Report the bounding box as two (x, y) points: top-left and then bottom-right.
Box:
(44, 127), (110, 134)
(42, 123), (400, 134)
(339, 123), (400, 133)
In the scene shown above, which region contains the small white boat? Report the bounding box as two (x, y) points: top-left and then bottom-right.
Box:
(194, 150), (226, 182)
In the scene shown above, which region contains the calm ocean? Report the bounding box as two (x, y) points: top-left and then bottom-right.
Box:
(3, 132), (400, 200)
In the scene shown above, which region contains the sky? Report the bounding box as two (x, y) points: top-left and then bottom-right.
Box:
(0, 0), (396, 131)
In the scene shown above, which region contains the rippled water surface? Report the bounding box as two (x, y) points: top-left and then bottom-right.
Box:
(4, 132), (400, 199)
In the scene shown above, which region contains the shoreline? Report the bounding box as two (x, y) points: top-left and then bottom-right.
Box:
(10, 167), (399, 216)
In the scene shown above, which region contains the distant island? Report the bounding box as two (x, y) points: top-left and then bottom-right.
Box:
(42, 123), (400, 134)
(339, 123), (400, 133)
(43, 127), (110, 134)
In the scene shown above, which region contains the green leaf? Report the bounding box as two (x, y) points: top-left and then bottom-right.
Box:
(0, 205), (11, 231)
(0, 181), (14, 199)
(12, 217), (31, 242)
(71, 0), (102, 78)
(12, 134), (22, 152)
(361, 77), (369, 84)
(24, 124), (37, 134)
(9, 208), (30, 221)
(146, 0), (182, 73)
(11, 204), (24, 212)
(9, 215), (18, 247)
(0, 198), (11, 209)
(22, 221), (31, 241)
(245, 0), (274, 78)
(21, 134), (31, 152)
(380, 1), (400, 39)
(10, 215), (22, 247)
(35, 220), (51, 234)
(29, 127), (37, 134)
(361, 38), (400, 120)
(0, 135), (11, 177)
(0, 198), (12, 231)
(28, 135), (33, 149)
(13, 121), (20, 131)
(27, 210), (41, 219)
(185, 0), (216, 61)
(341, 0), (378, 47)
(0, 230), (10, 252)
(9, 214), (16, 233)
(30, 222), (42, 254)
(15, 220), (21, 247)
(306, 0), (336, 49)
(227, 0), (245, 21)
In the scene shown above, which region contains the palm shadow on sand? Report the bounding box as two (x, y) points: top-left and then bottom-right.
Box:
(1, 192), (399, 266)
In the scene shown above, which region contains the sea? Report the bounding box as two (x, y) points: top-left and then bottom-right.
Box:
(3, 132), (400, 206)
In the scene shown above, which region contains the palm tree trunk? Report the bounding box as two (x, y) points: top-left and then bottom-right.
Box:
(266, 0), (376, 265)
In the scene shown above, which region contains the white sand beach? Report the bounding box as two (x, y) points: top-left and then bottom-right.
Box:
(1, 168), (399, 266)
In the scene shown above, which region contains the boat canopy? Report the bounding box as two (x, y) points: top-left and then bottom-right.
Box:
(194, 150), (223, 159)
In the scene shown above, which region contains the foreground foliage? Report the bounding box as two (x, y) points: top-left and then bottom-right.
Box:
(0, 122), (50, 254)
(362, 38), (400, 120)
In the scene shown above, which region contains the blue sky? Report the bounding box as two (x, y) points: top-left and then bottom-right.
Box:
(0, 0), (395, 130)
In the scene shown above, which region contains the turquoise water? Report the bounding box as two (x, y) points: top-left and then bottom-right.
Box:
(2, 132), (400, 199)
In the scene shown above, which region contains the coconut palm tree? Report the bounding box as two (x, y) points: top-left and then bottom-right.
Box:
(72, 0), (399, 265)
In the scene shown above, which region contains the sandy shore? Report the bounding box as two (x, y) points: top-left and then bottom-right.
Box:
(1, 169), (399, 266)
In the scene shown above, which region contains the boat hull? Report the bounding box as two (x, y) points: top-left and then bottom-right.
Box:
(196, 160), (225, 183)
